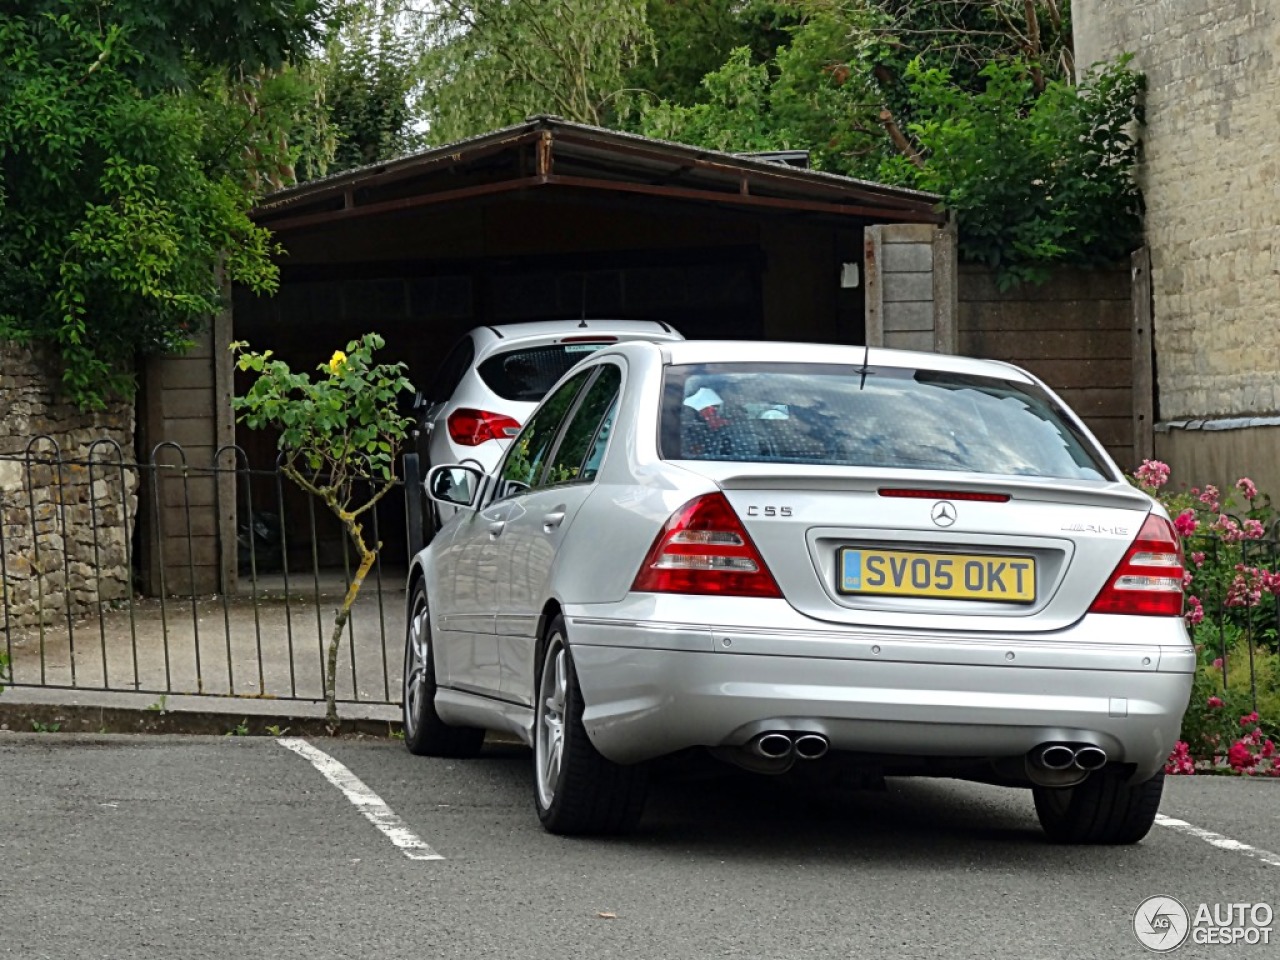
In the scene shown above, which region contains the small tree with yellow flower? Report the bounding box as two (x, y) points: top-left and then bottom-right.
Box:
(232, 333), (414, 729)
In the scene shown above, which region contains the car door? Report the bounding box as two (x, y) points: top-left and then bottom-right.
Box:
(430, 477), (507, 698)
(495, 363), (624, 704)
(482, 368), (595, 697)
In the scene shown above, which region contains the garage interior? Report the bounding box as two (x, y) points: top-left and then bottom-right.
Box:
(140, 117), (945, 591)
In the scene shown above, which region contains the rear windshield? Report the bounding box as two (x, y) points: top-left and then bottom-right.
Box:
(478, 344), (611, 402)
(660, 362), (1110, 481)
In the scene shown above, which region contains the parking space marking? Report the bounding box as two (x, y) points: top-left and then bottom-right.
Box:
(1156, 814), (1280, 868)
(278, 738), (444, 861)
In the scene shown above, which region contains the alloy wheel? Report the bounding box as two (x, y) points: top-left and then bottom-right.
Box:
(403, 592), (430, 738)
(535, 633), (568, 810)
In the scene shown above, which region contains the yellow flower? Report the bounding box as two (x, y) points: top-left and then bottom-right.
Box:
(328, 350), (347, 375)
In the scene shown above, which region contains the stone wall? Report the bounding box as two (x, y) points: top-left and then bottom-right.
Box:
(1075, 0), (1280, 421)
(0, 341), (137, 632)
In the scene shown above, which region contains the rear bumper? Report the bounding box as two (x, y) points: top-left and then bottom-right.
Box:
(566, 614), (1194, 781)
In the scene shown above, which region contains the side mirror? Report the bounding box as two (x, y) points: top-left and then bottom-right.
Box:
(426, 464), (484, 508)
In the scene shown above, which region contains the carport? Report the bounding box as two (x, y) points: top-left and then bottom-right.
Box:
(140, 117), (947, 589)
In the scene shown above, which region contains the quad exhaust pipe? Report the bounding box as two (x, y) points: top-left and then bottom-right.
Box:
(1037, 744), (1077, 770)
(1025, 741), (1109, 788)
(753, 733), (794, 760)
(1073, 745), (1108, 771)
(748, 732), (830, 762)
(794, 734), (830, 760)
(1028, 742), (1109, 781)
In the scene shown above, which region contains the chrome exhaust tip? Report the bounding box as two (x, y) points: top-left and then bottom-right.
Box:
(1073, 745), (1108, 771)
(1036, 744), (1077, 771)
(753, 733), (794, 760)
(793, 734), (829, 760)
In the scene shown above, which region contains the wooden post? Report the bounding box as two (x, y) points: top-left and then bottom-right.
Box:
(1131, 247), (1155, 465)
(932, 221), (958, 355)
(864, 226), (884, 347)
(214, 277), (237, 596)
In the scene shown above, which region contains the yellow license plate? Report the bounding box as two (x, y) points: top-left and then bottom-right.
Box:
(838, 548), (1035, 602)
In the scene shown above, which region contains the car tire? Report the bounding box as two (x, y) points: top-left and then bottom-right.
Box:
(1033, 767), (1165, 844)
(534, 616), (648, 835)
(402, 581), (484, 758)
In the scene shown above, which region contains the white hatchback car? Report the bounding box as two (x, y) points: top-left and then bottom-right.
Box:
(415, 318), (683, 477)
(403, 340), (1193, 842)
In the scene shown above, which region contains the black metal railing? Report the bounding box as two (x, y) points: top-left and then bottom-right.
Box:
(1185, 532), (1280, 717)
(0, 438), (421, 707)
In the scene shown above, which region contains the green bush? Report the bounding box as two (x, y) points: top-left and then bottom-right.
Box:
(1135, 460), (1280, 774)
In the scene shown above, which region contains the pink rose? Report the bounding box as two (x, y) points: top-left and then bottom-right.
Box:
(1174, 509), (1199, 537)
(1237, 477), (1259, 500)
(1228, 741), (1257, 772)
(1215, 515), (1243, 543)
(1164, 741), (1196, 776)
(1199, 484), (1221, 512)
(1135, 459), (1171, 490)
(1207, 695), (1224, 709)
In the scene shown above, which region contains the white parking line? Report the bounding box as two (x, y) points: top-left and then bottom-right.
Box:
(1156, 814), (1280, 868)
(278, 738), (444, 861)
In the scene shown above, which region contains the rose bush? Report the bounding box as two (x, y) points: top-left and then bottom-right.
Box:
(1133, 460), (1280, 775)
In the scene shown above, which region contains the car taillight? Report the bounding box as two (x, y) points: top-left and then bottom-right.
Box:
(631, 493), (782, 598)
(446, 408), (522, 446)
(1088, 514), (1185, 616)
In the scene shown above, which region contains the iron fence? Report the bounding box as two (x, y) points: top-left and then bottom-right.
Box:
(1, 442), (1272, 720)
(0, 438), (422, 708)
(1184, 533), (1280, 716)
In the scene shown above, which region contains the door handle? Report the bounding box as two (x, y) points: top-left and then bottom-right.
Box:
(542, 510), (566, 533)
(488, 520), (506, 538)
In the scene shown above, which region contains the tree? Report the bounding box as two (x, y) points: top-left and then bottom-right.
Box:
(0, 1), (334, 408)
(232, 333), (414, 730)
(639, 3), (885, 175)
(881, 56), (1144, 286)
(638, 0), (1145, 286)
(621, 0), (797, 110)
(321, 0), (421, 171)
(410, 0), (652, 142)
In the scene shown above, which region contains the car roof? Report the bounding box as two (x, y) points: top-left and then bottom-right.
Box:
(628, 340), (1035, 383)
(477, 319), (683, 345)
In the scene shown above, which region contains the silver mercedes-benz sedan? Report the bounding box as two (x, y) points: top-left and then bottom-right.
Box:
(403, 340), (1193, 842)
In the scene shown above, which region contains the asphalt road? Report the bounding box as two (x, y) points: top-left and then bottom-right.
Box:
(1, 733), (1277, 960)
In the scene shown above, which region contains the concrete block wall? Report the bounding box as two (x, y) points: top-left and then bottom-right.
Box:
(138, 307), (236, 597)
(864, 223), (957, 353)
(957, 265), (1138, 469)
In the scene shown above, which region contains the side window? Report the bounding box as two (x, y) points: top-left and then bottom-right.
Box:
(496, 369), (591, 497)
(546, 365), (622, 485)
(427, 336), (475, 403)
(580, 398), (618, 482)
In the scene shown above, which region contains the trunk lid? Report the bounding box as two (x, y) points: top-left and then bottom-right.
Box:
(678, 463), (1152, 633)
